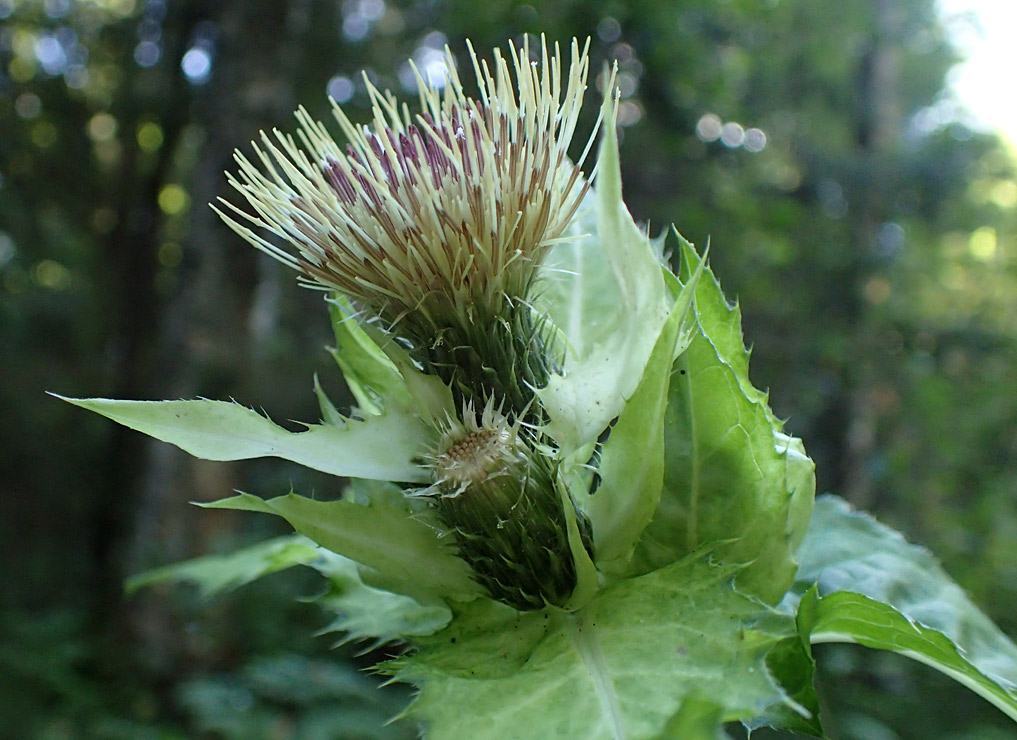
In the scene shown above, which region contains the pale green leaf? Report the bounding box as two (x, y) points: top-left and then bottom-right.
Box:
(652, 697), (726, 740)
(56, 396), (431, 484)
(344, 309), (457, 427)
(536, 103), (672, 455)
(203, 492), (481, 601)
(328, 296), (411, 415)
(594, 104), (666, 322)
(396, 556), (812, 740)
(584, 289), (685, 574)
(559, 469), (599, 611)
(313, 374), (345, 426)
(791, 495), (1017, 720)
(313, 550), (452, 642)
(629, 244), (815, 604)
(126, 532), (450, 642)
(126, 534), (321, 597)
(670, 233), (771, 420)
(538, 200), (622, 370)
(327, 295), (455, 425)
(798, 588), (1017, 722)
(757, 627), (824, 736)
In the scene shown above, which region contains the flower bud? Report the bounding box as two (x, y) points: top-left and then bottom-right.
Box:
(427, 406), (592, 610)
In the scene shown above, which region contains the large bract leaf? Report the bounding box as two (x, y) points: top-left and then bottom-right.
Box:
(395, 555), (814, 740)
(203, 492), (481, 602)
(581, 250), (706, 578)
(792, 495), (1017, 720)
(536, 104), (673, 455)
(581, 290), (683, 574)
(629, 245), (815, 604)
(55, 396), (431, 483)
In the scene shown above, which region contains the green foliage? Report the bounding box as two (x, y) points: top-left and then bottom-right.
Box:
(175, 653), (417, 740)
(396, 557), (813, 740)
(129, 532), (452, 645)
(792, 495), (1017, 717)
(583, 284), (688, 574)
(69, 86), (1017, 738)
(71, 106), (1008, 735)
(327, 297), (413, 416)
(537, 102), (675, 454)
(630, 243), (815, 604)
(126, 534), (321, 598)
(313, 549), (453, 643)
(202, 493), (479, 602)
(799, 589), (1017, 722)
(653, 696), (728, 740)
(56, 395), (433, 483)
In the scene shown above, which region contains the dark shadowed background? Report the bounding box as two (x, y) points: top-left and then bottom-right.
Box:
(1, 0), (1015, 738)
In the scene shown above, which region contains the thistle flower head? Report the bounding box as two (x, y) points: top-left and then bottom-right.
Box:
(216, 36), (596, 336)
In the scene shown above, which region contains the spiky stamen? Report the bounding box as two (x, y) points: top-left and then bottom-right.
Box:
(216, 37), (596, 344)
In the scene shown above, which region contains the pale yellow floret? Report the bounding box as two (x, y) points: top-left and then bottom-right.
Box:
(415, 399), (525, 496)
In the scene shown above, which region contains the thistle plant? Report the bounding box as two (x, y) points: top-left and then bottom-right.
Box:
(61, 36), (1017, 740)
(216, 37), (599, 610)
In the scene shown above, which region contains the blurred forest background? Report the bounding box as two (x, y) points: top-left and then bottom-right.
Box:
(1, 0), (1015, 738)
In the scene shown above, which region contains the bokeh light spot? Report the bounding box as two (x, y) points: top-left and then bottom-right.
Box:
(9, 57), (37, 82)
(326, 75), (355, 103)
(92, 208), (118, 234)
(31, 121), (58, 148)
(134, 40), (160, 67)
(44, 0), (71, 19)
(0, 232), (15, 266)
(93, 140), (123, 168)
(968, 226), (997, 260)
(988, 179), (1017, 208)
(876, 222), (906, 256)
(616, 71), (638, 98)
(158, 184), (189, 215)
(33, 259), (72, 290)
(743, 127), (767, 152)
(15, 92), (42, 119)
(181, 47), (211, 84)
(597, 17), (622, 42)
(137, 121), (164, 152)
(617, 101), (643, 127)
(35, 34), (68, 75)
(360, 0), (386, 21)
(863, 276), (892, 305)
(158, 241), (182, 267)
(695, 113), (722, 142)
(88, 112), (118, 142)
(343, 15), (369, 42)
(720, 122), (745, 148)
